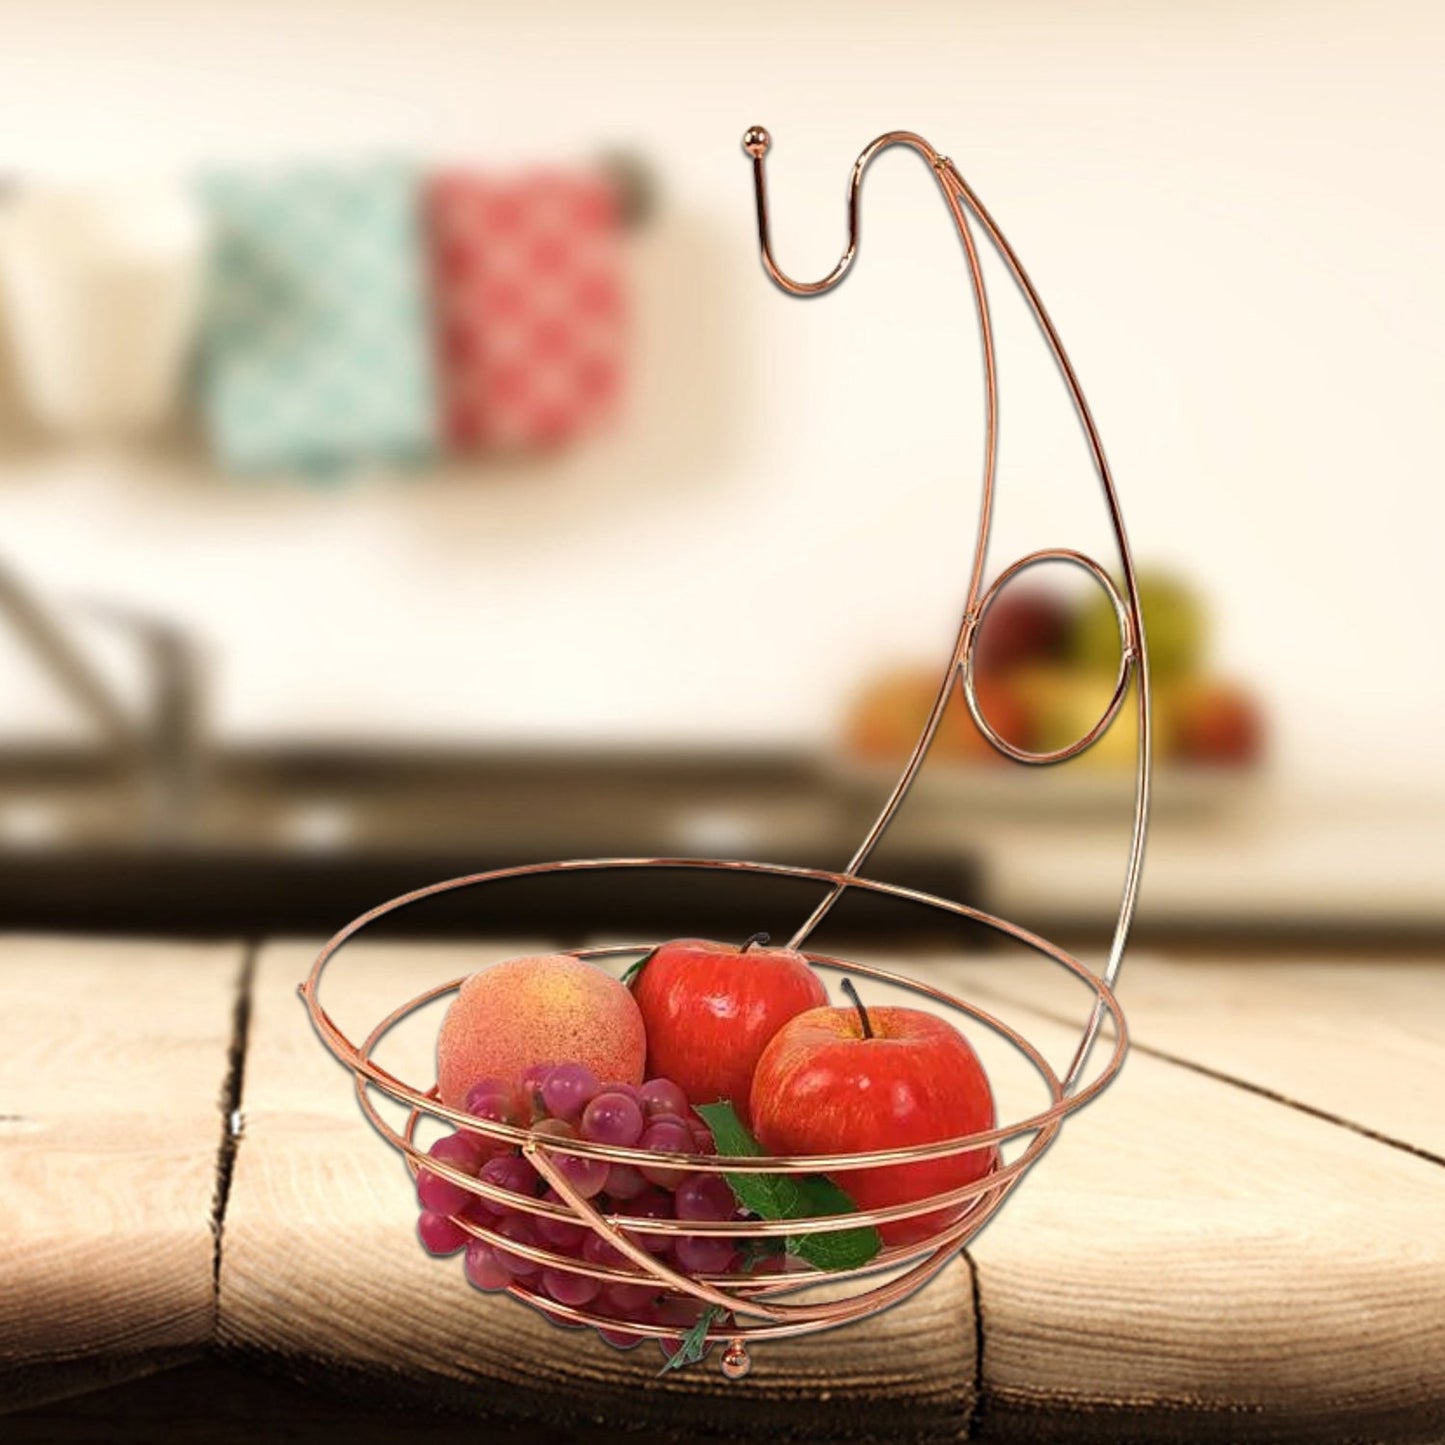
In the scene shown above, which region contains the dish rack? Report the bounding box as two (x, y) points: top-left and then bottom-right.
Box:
(300, 125), (1149, 1379)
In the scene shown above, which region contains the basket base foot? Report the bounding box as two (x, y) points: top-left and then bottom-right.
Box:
(720, 1338), (751, 1380)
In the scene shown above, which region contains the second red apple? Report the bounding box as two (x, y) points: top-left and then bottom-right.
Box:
(629, 935), (828, 1124)
(751, 987), (998, 1246)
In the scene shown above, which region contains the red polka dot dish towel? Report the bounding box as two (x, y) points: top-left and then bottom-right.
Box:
(427, 169), (627, 453)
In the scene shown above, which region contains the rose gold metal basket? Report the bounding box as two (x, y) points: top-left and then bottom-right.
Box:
(300, 126), (1149, 1379)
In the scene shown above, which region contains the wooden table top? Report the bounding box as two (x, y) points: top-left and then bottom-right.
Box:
(2, 933), (1442, 1442)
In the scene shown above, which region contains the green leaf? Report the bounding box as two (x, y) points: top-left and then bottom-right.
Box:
(738, 1235), (786, 1271)
(694, 1102), (881, 1273)
(781, 1174), (879, 1272)
(619, 947), (656, 988)
(657, 1305), (724, 1376)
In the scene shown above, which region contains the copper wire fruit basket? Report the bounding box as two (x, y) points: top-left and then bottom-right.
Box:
(300, 126), (1149, 1379)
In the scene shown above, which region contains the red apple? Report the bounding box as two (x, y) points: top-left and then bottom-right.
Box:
(974, 586), (1071, 677)
(1171, 678), (1264, 766)
(629, 935), (828, 1125)
(750, 985), (997, 1247)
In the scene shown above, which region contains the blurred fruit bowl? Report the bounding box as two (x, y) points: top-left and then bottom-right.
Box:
(840, 567), (1266, 787)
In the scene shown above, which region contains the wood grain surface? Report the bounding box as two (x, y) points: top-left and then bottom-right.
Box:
(0, 936), (245, 1412)
(923, 947), (1445, 1160)
(859, 947), (1445, 1441)
(5, 934), (1444, 1442)
(973, 1013), (1445, 1440)
(219, 940), (979, 1441)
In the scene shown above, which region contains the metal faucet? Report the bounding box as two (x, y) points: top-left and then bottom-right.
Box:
(0, 556), (206, 840)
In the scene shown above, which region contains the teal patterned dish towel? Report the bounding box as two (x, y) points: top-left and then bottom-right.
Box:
(198, 161), (437, 476)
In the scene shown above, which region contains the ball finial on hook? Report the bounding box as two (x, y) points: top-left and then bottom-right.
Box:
(742, 126), (771, 158)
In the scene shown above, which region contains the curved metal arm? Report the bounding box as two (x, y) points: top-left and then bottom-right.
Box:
(741, 126), (1152, 1095)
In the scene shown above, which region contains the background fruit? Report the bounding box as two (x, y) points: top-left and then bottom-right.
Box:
(843, 564), (1263, 774)
(436, 953), (645, 1109)
(957, 674), (1035, 757)
(844, 665), (1031, 762)
(845, 666), (943, 760)
(1072, 569), (1206, 680)
(1171, 677), (1265, 764)
(1011, 666), (1154, 769)
(630, 937), (828, 1124)
(974, 586), (1071, 676)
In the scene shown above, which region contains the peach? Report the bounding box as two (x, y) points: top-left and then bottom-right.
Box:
(436, 953), (646, 1109)
(845, 664), (1031, 764)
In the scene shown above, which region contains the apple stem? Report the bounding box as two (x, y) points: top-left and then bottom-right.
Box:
(742, 932), (771, 952)
(840, 978), (874, 1039)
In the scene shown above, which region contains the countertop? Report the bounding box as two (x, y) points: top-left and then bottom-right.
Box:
(1, 748), (1441, 942)
(2, 934), (1443, 1442)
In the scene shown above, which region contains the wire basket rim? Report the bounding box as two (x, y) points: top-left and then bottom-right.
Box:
(300, 855), (1128, 1183)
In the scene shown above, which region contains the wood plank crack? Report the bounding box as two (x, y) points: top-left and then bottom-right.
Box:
(210, 946), (258, 1309)
(0, 937), (246, 1411)
(960, 1245), (985, 1440)
(960, 979), (1445, 1172)
(1121, 1043), (1445, 1172)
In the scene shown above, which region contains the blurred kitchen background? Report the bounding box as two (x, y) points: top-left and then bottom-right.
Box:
(0, 0), (1439, 949)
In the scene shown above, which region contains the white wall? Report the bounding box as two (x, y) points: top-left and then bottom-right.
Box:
(0, 0), (1440, 796)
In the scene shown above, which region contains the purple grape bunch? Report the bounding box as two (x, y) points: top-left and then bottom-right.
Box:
(415, 1061), (748, 1352)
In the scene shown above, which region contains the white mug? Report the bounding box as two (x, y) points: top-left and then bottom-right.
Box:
(0, 183), (206, 438)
